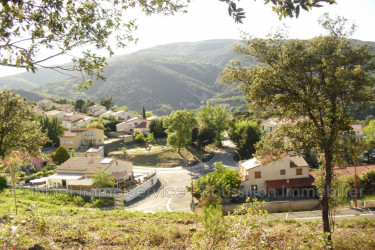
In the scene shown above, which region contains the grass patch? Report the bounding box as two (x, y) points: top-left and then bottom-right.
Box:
(0, 189), (374, 249)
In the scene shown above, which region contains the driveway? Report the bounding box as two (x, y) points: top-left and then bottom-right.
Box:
(124, 135), (238, 213)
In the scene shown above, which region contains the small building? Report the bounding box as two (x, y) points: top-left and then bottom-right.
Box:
(44, 110), (65, 120)
(59, 128), (104, 150)
(36, 99), (55, 109)
(351, 124), (366, 140)
(89, 105), (107, 117)
(75, 146), (105, 157)
(2, 152), (53, 171)
(116, 117), (150, 134)
(240, 154), (314, 197)
(46, 157), (133, 189)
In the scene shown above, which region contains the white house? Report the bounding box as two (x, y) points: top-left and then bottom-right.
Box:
(240, 154), (314, 197)
(116, 117), (150, 134)
(46, 157), (133, 189)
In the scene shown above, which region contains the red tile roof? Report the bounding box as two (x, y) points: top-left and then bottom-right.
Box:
(265, 175), (315, 189)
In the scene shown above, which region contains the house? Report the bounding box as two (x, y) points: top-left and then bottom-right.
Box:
(58, 104), (74, 113)
(36, 99), (55, 109)
(46, 157), (133, 189)
(3, 152), (52, 171)
(116, 117), (150, 134)
(75, 146), (105, 157)
(62, 112), (94, 130)
(240, 154), (314, 197)
(351, 124), (366, 140)
(59, 128), (104, 150)
(100, 110), (136, 120)
(44, 110), (65, 120)
(89, 105), (107, 117)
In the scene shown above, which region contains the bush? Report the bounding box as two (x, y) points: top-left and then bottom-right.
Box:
(134, 130), (147, 143)
(53, 146), (70, 164)
(73, 196), (85, 206)
(0, 176), (7, 189)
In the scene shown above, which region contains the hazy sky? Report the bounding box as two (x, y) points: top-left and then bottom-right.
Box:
(1, 0), (374, 77)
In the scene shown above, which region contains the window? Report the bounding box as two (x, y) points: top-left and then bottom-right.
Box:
(251, 185), (257, 191)
(254, 171), (261, 179)
(98, 139), (102, 142)
(296, 168), (303, 175)
(270, 127), (273, 131)
(280, 170), (286, 175)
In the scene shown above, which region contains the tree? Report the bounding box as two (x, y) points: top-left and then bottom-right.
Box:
(187, 161), (241, 202)
(364, 120), (375, 148)
(142, 106), (146, 119)
(92, 169), (116, 188)
(134, 130), (147, 143)
(220, 16), (374, 239)
(84, 120), (105, 130)
(0, 89), (48, 160)
(221, 0), (336, 23)
(100, 97), (114, 110)
(39, 116), (65, 147)
(146, 132), (155, 143)
(149, 119), (167, 138)
(198, 105), (229, 147)
(229, 119), (261, 159)
(6, 153), (23, 214)
(197, 125), (216, 148)
(163, 110), (197, 153)
(0, 0), (186, 88)
(53, 146), (70, 165)
(74, 99), (86, 112)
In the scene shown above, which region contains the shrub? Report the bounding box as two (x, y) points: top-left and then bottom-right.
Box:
(0, 175), (7, 189)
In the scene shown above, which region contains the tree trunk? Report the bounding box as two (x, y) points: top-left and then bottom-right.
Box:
(321, 149), (333, 242)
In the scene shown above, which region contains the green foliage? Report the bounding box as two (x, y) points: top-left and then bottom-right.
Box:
(84, 120), (105, 130)
(228, 119), (261, 159)
(100, 97), (114, 110)
(201, 205), (224, 233)
(74, 99), (86, 112)
(0, 175), (7, 189)
(221, 16), (375, 236)
(146, 133), (155, 143)
(92, 169), (116, 188)
(0, 0), (185, 87)
(198, 105), (229, 147)
(149, 119), (167, 138)
(195, 125), (215, 148)
(0, 89), (48, 160)
(142, 105), (146, 119)
(53, 146), (70, 165)
(134, 130), (147, 143)
(163, 110), (197, 153)
(364, 120), (375, 148)
(39, 116), (65, 147)
(187, 161), (241, 201)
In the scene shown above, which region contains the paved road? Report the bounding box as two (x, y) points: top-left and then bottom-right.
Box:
(268, 208), (375, 221)
(125, 135), (238, 213)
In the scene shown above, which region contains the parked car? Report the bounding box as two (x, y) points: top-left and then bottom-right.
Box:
(202, 153), (214, 162)
(187, 158), (199, 166)
(231, 192), (262, 203)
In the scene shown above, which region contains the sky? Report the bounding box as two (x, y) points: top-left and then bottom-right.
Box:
(0, 0), (374, 77)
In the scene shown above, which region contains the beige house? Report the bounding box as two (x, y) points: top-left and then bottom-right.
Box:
(36, 99), (55, 109)
(351, 124), (366, 140)
(116, 117), (150, 134)
(62, 112), (94, 129)
(240, 155), (314, 196)
(46, 157), (133, 189)
(44, 110), (65, 120)
(89, 105), (107, 117)
(59, 128), (104, 150)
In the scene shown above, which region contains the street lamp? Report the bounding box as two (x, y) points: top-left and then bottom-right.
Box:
(233, 150), (241, 167)
(200, 140), (209, 162)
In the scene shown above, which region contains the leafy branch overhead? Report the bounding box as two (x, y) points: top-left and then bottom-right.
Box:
(0, 0), (187, 88)
(221, 0), (336, 23)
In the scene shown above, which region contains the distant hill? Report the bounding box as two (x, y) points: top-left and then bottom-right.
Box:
(1, 39), (373, 115)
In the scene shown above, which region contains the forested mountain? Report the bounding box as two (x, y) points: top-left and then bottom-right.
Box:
(0, 39), (373, 115)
